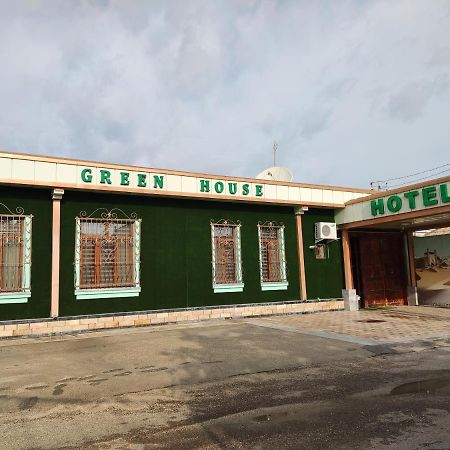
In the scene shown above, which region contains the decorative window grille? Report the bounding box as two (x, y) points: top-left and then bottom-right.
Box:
(258, 222), (288, 290)
(75, 209), (141, 299)
(211, 220), (243, 293)
(0, 204), (32, 300)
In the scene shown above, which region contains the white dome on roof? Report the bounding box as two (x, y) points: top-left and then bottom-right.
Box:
(256, 167), (294, 182)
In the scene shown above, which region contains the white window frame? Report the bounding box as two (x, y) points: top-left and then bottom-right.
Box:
(74, 213), (141, 300)
(211, 220), (244, 293)
(0, 213), (32, 304)
(258, 223), (288, 291)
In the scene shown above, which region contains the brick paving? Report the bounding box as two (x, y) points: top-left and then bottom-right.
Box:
(262, 306), (450, 343)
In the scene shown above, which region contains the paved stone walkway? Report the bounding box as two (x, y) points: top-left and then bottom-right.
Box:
(259, 306), (450, 344)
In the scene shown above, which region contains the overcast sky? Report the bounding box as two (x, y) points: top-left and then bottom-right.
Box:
(0, 1), (449, 188)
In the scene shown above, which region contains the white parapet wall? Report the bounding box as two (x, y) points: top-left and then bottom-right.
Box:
(0, 151), (370, 207)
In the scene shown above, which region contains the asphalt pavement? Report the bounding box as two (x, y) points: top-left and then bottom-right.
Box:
(0, 309), (449, 449)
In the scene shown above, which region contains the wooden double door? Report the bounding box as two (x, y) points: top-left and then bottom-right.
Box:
(351, 232), (407, 307)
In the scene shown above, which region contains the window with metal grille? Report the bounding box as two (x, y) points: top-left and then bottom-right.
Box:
(258, 222), (288, 290)
(0, 213), (32, 297)
(211, 221), (243, 293)
(75, 211), (141, 299)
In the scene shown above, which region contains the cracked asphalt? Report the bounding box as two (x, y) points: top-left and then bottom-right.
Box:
(0, 309), (449, 449)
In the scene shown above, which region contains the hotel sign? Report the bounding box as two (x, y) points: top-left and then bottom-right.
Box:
(370, 182), (450, 217)
(334, 180), (450, 226)
(80, 167), (264, 197)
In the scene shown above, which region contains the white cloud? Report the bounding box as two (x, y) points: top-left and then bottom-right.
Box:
(0, 0), (449, 188)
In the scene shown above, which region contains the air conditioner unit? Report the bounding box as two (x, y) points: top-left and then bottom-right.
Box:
(315, 222), (337, 242)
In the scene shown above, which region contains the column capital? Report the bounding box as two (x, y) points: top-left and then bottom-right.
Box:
(52, 188), (64, 201)
(294, 206), (308, 216)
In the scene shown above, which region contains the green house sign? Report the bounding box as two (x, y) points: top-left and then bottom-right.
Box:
(371, 182), (450, 217)
(81, 168), (165, 189)
(80, 168), (264, 197)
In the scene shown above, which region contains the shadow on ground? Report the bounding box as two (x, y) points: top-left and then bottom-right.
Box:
(0, 316), (449, 449)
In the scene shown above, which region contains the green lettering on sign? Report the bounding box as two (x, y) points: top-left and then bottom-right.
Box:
(403, 190), (419, 209)
(440, 184), (450, 203)
(137, 173), (147, 187)
(200, 179), (210, 193)
(422, 186), (438, 206)
(100, 170), (111, 185)
(228, 182), (237, 195)
(370, 183), (448, 218)
(242, 184), (250, 196)
(255, 185), (263, 197)
(387, 195), (402, 213)
(370, 198), (385, 216)
(214, 181), (224, 194)
(81, 168), (92, 183)
(120, 172), (130, 186)
(153, 175), (164, 189)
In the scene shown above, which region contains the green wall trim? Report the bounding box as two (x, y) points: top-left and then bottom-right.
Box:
(75, 287), (141, 300)
(22, 216), (32, 291)
(0, 291), (31, 304)
(74, 219), (81, 288)
(134, 220), (141, 285)
(235, 226), (243, 282)
(278, 226), (287, 281)
(261, 281), (289, 291)
(213, 283), (245, 293)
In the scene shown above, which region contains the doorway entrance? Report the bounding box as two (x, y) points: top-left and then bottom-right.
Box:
(351, 232), (407, 307)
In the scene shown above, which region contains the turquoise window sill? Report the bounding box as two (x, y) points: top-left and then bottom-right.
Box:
(213, 283), (244, 294)
(0, 291), (31, 304)
(75, 287), (141, 300)
(261, 281), (289, 291)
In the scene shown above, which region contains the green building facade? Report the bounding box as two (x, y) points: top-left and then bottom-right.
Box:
(0, 151), (368, 322)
